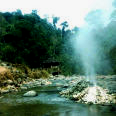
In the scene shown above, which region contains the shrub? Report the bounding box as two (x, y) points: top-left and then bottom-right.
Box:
(28, 69), (49, 79)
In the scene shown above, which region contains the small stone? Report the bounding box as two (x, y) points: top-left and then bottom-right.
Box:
(6, 85), (15, 89)
(0, 96), (4, 99)
(21, 87), (27, 90)
(44, 81), (52, 85)
(23, 90), (37, 97)
(56, 83), (63, 87)
(6, 80), (13, 84)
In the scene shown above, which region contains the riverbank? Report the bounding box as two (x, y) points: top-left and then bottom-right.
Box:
(0, 61), (116, 105)
(0, 61), (50, 94)
(1, 74), (116, 104)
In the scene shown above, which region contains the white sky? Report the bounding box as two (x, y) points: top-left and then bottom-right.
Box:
(0, 0), (113, 28)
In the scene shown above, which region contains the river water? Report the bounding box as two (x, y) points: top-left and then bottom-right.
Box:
(0, 86), (116, 116)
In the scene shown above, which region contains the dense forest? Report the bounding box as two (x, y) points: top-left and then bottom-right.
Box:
(0, 9), (116, 75)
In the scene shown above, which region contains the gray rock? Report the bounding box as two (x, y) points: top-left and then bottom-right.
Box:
(6, 85), (15, 89)
(6, 80), (13, 84)
(20, 86), (27, 90)
(23, 90), (37, 97)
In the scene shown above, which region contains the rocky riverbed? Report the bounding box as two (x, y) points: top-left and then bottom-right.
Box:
(0, 74), (116, 105)
(0, 85), (116, 116)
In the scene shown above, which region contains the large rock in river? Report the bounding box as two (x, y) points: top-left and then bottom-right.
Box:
(60, 80), (116, 104)
(23, 90), (37, 97)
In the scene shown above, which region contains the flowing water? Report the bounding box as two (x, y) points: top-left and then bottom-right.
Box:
(0, 86), (116, 116)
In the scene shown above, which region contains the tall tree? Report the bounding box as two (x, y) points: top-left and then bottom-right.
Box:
(61, 21), (68, 38)
(52, 16), (60, 27)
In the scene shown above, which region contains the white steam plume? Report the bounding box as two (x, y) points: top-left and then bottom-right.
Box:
(74, 0), (115, 85)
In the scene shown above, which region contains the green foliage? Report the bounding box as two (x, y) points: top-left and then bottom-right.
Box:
(0, 10), (74, 74)
(0, 9), (116, 75)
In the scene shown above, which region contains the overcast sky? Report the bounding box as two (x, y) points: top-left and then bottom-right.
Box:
(0, 0), (113, 28)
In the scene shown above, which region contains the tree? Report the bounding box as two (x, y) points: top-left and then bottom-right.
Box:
(52, 16), (60, 27)
(61, 21), (68, 30)
(32, 10), (38, 15)
(61, 21), (68, 38)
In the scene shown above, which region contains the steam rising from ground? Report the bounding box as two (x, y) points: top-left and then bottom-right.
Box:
(74, 0), (115, 84)
(76, 25), (98, 84)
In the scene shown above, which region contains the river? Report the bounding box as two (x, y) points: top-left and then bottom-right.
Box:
(0, 85), (116, 116)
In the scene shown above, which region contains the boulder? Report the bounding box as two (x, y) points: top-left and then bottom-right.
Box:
(60, 79), (116, 104)
(23, 90), (37, 97)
